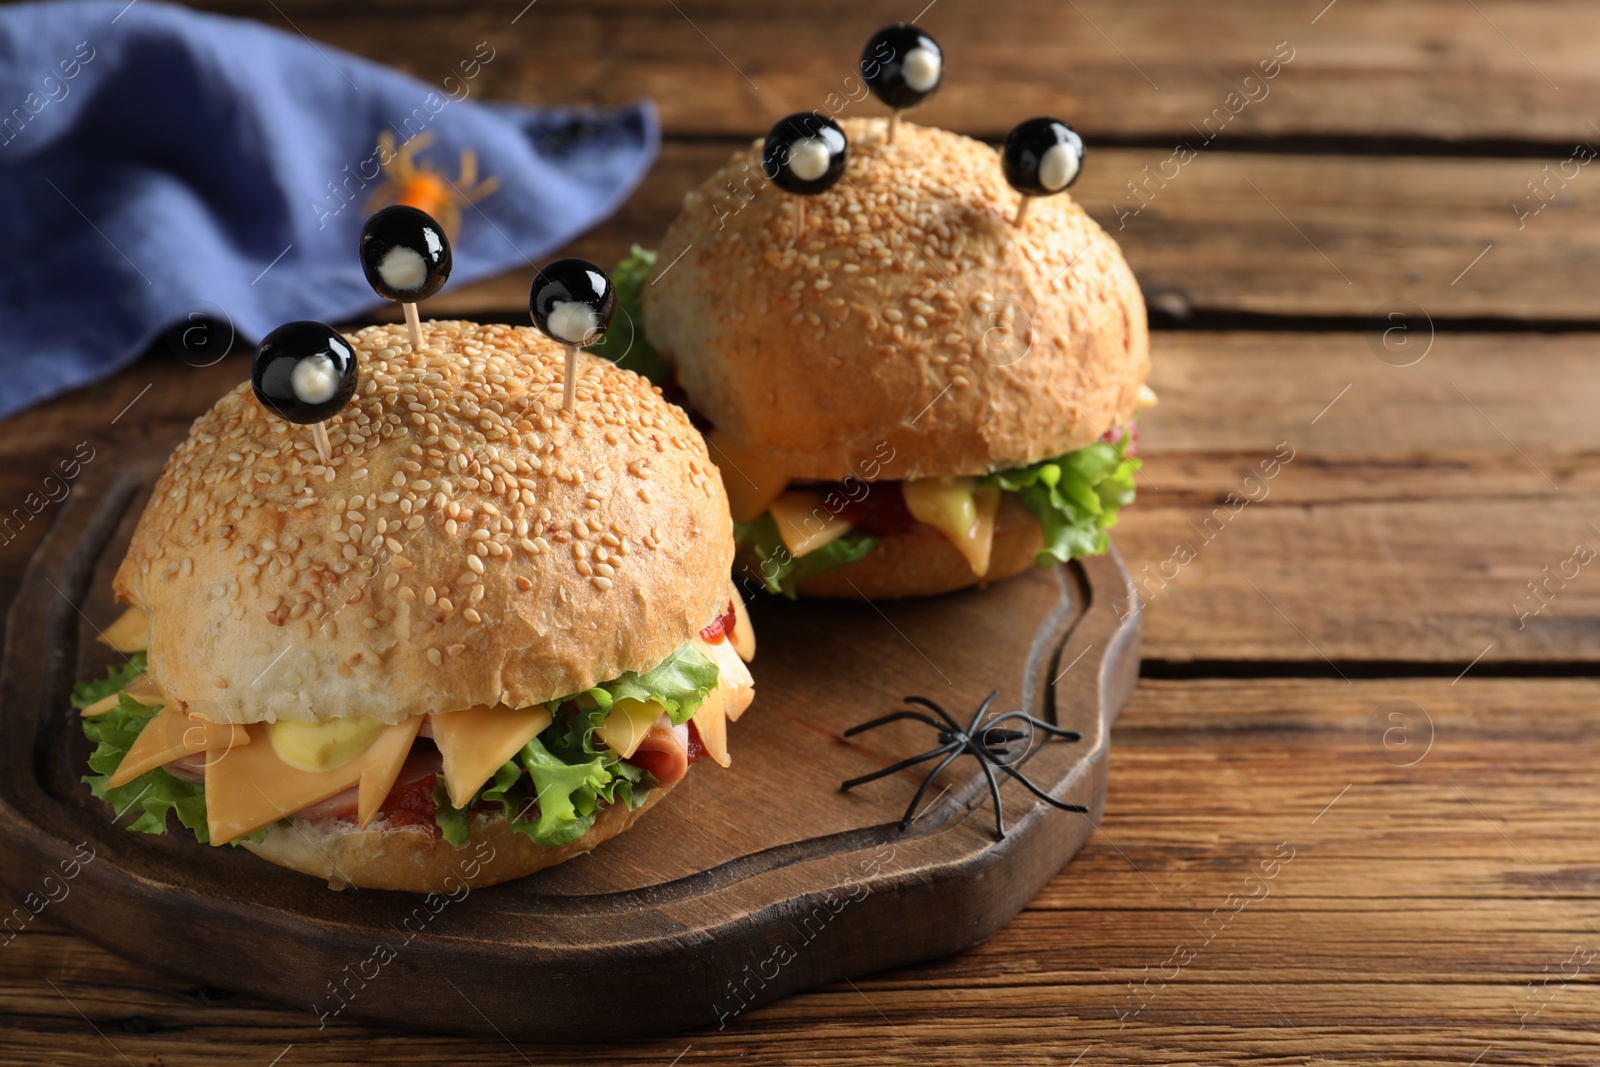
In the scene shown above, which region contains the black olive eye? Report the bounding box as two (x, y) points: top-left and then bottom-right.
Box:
(252, 322), (360, 425)
(861, 24), (944, 110)
(359, 205), (452, 303)
(529, 258), (617, 347)
(762, 113), (849, 196)
(1002, 117), (1085, 197)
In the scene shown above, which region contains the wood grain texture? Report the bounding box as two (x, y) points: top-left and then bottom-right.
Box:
(4, 677), (1597, 1065)
(1126, 332), (1600, 664)
(186, 0), (1591, 142)
(3, 0), (1596, 1060)
(414, 142), (1600, 323)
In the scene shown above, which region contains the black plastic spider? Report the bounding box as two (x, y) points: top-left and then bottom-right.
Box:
(839, 691), (1087, 838)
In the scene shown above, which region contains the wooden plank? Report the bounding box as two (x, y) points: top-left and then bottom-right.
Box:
(1123, 331), (1600, 664)
(1118, 493), (1600, 664)
(188, 0), (1595, 142)
(417, 142), (1600, 322)
(1134, 332), (1600, 502)
(3, 678), (1596, 1063)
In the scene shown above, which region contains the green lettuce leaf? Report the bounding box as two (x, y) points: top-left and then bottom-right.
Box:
(77, 657), (266, 845)
(71, 652), (146, 709)
(586, 642), (720, 726)
(981, 437), (1140, 566)
(431, 638), (711, 847)
(734, 514), (879, 598)
(82, 691), (212, 840)
(432, 777), (473, 847)
(584, 245), (670, 384)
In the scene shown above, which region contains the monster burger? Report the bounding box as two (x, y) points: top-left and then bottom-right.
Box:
(611, 114), (1152, 598)
(74, 318), (754, 891)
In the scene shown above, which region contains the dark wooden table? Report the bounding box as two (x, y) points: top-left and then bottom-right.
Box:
(5, 2), (1599, 1063)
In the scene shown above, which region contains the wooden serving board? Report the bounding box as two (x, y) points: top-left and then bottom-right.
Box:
(0, 435), (1140, 1040)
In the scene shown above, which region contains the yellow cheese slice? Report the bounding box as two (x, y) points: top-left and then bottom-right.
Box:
(81, 671), (167, 717)
(691, 696), (730, 768)
(596, 698), (666, 760)
(80, 690), (123, 717)
(902, 477), (1000, 576)
(430, 704), (553, 809)
(708, 428), (790, 523)
(1138, 383), (1159, 409)
(105, 706), (251, 789)
(204, 718), (418, 846)
(357, 715), (424, 828)
(726, 584), (756, 663)
(123, 673), (166, 708)
(697, 637), (755, 723)
(98, 608), (149, 653)
(967, 487), (1001, 576)
(769, 491), (853, 558)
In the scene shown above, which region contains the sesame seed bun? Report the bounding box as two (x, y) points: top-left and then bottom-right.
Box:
(243, 782), (672, 892)
(642, 118), (1149, 482)
(112, 321), (734, 725)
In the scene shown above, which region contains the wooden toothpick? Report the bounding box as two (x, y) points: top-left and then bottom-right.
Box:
(403, 302), (423, 349)
(1012, 196), (1032, 228)
(562, 345), (579, 413)
(311, 421), (332, 463)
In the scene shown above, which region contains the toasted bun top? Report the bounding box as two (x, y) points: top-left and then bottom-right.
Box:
(113, 322), (733, 725)
(643, 119), (1149, 482)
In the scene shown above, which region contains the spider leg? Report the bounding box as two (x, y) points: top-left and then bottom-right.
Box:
(843, 710), (947, 738)
(398, 129), (437, 172)
(458, 147), (479, 187)
(840, 741), (961, 792)
(976, 750), (1008, 838)
(904, 696), (962, 732)
(467, 174), (502, 203)
(898, 746), (967, 830)
(985, 710), (1082, 742)
(967, 691), (1000, 734)
(991, 759), (1091, 814)
(977, 727), (1029, 760)
(376, 131), (399, 173)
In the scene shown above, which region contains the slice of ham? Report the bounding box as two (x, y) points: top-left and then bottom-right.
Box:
(163, 752), (208, 783)
(625, 713), (689, 788)
(296, 744), (443, 821)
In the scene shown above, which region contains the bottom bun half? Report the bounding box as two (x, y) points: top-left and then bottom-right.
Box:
(243, 782), (674, 892)
(792, 497), (1046, 600)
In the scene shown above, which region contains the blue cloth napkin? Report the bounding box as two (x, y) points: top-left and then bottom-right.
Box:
(0, 0), (659, 420)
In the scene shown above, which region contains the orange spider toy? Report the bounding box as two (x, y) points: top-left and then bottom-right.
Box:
(366, 131), (500, 241)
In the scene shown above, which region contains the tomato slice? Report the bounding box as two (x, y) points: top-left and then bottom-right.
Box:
(699, 601), (737, 643)
(1101, 421), (1138, 456)
(378, 772), (440, 830)
(686, 718), (705, 766)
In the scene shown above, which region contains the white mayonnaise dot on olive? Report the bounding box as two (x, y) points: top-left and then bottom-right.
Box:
(547, 300), (599, 345)
(377, 246), (427, 292)
(1039, 142), (1081, 192)
(291, 354), (341, 405)
(788, 137), (832, 183)
(902, 47), (941, 93)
